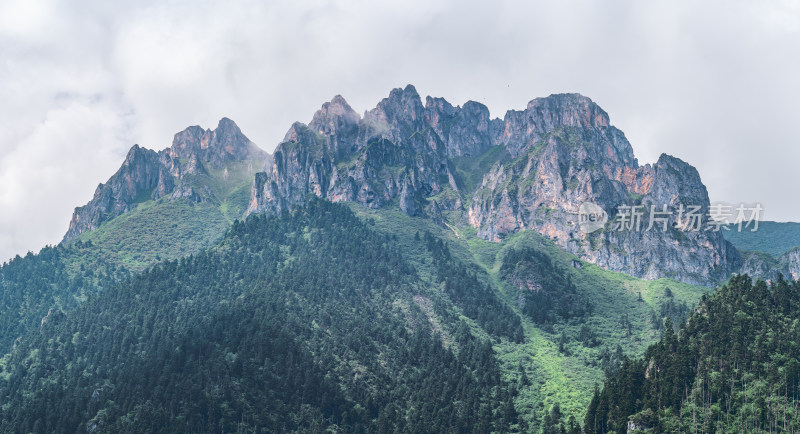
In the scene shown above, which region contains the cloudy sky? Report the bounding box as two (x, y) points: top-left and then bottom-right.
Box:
(0, 0), (798, 262)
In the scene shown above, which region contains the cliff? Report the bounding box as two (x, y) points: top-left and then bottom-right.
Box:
(64, 118), (269, 240)
(247, 86), (741, 285)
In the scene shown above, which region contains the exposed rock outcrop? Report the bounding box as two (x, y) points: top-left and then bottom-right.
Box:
(169, 117), (264, 168)
(468, 125), (741, 285)
(782, 248), (800, 280)
(64, 145), (167, 239)
(425, 97), (498, 157)
(62, 85), (759, 286)
(739, 247), (800, 281)
(497, 93), (611, 158)
(249, 85), (459, 218)
(64, 118), (269, 241)
(247, 86), (741, 285)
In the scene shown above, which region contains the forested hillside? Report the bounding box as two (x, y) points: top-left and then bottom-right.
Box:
(0, 200), (518, 433)
(0, 143), (263, 359)
(0, 242), (128, 354)
(0, 88), (760, 432)
(0, 198), (716, 432)
(346, 205), (711, 430)
(584, 274), (800, 433)
(0, 193), (249, 358)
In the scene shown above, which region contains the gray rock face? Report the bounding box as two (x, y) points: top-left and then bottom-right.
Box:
(169, 117), (264, 168)
(738, 251), (780, 281)
(425, 97), (496, 157)
(249, 85), (459, 218)
(247, 86), (743, 286)
(497, 93), (611, 158)
(64, 145), (167, 240)
(468, 125), (637, 240)
(308, 95), (360, 160)
(64, 118), (269, 241)
(468, 126), (741, 285)
(782, 249), (800, 280)
(739, 248), (800, 281)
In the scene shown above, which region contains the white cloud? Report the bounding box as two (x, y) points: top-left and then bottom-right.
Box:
(1, 0), (799, 261)
(0, 99), (133, 259)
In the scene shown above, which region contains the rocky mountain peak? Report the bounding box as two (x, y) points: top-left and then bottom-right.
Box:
(169, 118), (264, 167)
(525, 93), (610, 129)
(64, 144), (167, 240)
(425, 97), (496, 157)
(216, 116), (239, 132)
(65, 118), (269, 241)
(424, 96), (456, 118)
(309, 95), (360, 136)
(214, 117), (254, 155)
(365, 84), (426, 129)
(500, 93), (611, 157)
(247, 85), (742, 285)
(170, 125), (205, 155)
(621, 153), (708, 207)
(282, 122), (320, 147)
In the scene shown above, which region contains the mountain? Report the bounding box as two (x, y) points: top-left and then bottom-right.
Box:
(63, 118), (270, 272)
(723, 221), (800, 258)
(248, 85), (739, 286)
(65, 117), (269, 241)
(0, 119), (269, 359)
(0, 198), (712, 432)
(719, 221), (800, 282)
(583, 274), (800, 433)
(738, 248), (800, 281)
(2, 85), (790, 432)
(0, 201), (518, 432)
(55, 86), (746, 286)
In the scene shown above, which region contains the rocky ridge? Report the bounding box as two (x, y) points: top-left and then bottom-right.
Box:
(64, 118), (269, 240)
(63, 85), (781, 285)
(738, 248), (800, 281)
(247, 85), (742, 285)
(249, 86), (462, 217)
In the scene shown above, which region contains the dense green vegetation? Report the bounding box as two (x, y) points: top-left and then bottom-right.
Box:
(72, 158), (262, 272)
(499, 248), (592, 324)
(0, 158), (257, 367)
(9, 95), (799, 431)
(0, 200), (519, 433)
(424, 232), (524, 342)
(723, 221), (800, 258)
(0, 242), (127, 354)
(347, 205), (712, 430)
(584, 274), (800, 433)
(74, 199), (229, 271)
(0, 195), (718, 432)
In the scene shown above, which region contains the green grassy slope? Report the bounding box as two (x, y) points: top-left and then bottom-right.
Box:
(0, 190), (713, 432)
(73, 199), (230, 271)
(347, 205), (712, 429)
(69, 158), (261, 272)
(0, 200), (519, 433)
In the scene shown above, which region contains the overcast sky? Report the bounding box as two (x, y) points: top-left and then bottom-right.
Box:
(1, 0), (798, 262)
